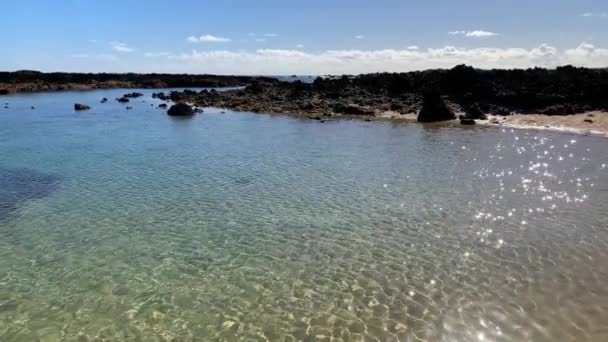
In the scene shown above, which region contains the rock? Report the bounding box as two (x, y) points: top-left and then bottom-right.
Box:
(587, 113), (595, 117)
(460, 118), (476, 125)
(299, 102), (316, 111)
(489, 105), (511, 116)
(158, 103), (167, 109)
(152, 92), (169, 101)
(126, 106), (133, 110)
(0, 89), (9, 95)
(584, 119), (593, 123)
(31, 106), (35, 110)
(167, 103), (194, 116)
(489, 119), (501, 124)
(122, 92), (144, 98)
(465, 103), (487, 120)
(389, 103), (403, 111)
(539, 104), (575, 116)
(100, 98), (108, 103)
(308, 115), (322, 120)
(333, 103), (374, 115)
(417, 93), (456, 122)
(74, 103), (91, 110)
(117, 97), (130, 103)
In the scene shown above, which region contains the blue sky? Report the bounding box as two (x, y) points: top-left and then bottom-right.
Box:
(2, 0), (607, 74)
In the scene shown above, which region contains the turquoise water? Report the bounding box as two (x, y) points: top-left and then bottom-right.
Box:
(1, 89), (608, 342)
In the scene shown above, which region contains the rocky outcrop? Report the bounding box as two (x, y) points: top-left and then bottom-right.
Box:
(417, 93), (456, 123)
(333, 103), (374, 116)
(464, 103), (487, 120)
(167, 103), (194, 116)
(460, 118), (476, 125)
(122, 92), (144, 98)
(74, 103), (91, 110)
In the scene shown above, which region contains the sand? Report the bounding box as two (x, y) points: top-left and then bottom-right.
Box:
(482, 112), (608, 137)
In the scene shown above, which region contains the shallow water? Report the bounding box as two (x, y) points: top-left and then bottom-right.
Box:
(1, 89), (608, 342)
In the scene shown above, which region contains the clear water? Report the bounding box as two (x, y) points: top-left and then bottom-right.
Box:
(1, 89), (608, 342)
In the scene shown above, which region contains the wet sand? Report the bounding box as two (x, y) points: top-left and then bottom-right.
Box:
(483, 112), (608, 137)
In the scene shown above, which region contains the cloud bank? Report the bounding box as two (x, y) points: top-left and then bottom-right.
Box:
(187, 34), (231, 43)
(139, 42), (606, 74)
(62, 42), (608, 74)
(449, 30), (499, 37)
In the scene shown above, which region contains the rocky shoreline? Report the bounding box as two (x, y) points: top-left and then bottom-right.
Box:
(3, 66), (607, 133)
(0, 70), (270, 94)
(159, 65), (607, 127)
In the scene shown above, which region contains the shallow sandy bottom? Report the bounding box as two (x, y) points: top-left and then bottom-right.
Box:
(484, 112), (608, 137)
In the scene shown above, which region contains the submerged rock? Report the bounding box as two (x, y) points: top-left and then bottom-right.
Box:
(74, 103), (91, 110)
(117, 97), (130, 103)
(158, 103), (167, 109)
(167, 103), (194, 116)
(417, 93), (456, 122)
(100, 97), (108, 103)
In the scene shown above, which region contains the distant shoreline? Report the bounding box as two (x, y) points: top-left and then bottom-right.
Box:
(0, 71), (270, 94)
(2, 66), (607, 136)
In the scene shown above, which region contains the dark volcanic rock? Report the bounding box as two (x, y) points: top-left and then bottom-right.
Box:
(417, 93), (456, 122)
(333, 103), (374, 116)
(167, 103), (194, 116)
(152, 92), (169, 101)
(100, 97), (108, 103)
(117, 97), (130, 103)
(539, 104), (575, 116)
(465, 103), (487, 120)
(122, 92), (144, 98)
(460, 118), (476, 125)
(158, 103), (167, 109)
(74, 103), (90, 110)
(0, 89), (9, 95)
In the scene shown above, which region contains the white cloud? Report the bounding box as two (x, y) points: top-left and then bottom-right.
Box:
(255, 38), (267, 43)
(247, 32), (256, 37)
(355, 35), (365, 39)
(110, 41), (134, 52)
(144, 52), (172, 58)
(187, 34), (231, 43)
(407, 45), (419, 50)
(449, 30), (499, 37)
(581, 12), (607, 17)
(296, 44), (304, 49)
(564, 42), (608, 66)
(151, 42), (607, 74)
(263, 33), (278, 37)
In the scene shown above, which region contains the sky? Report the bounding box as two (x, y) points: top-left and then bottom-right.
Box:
(2, 0), (608, 74)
